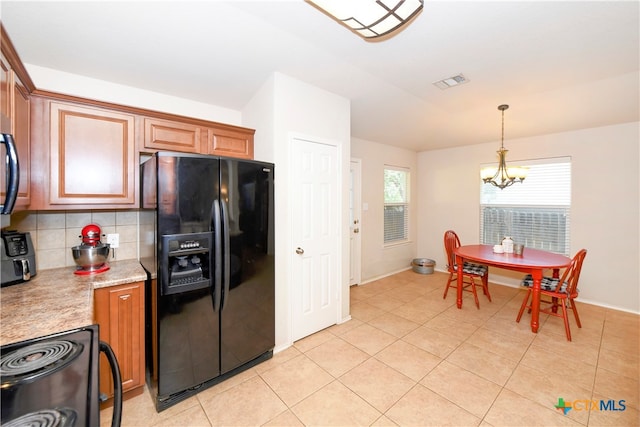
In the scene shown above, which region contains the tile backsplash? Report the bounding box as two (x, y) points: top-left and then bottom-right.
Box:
(7, 210), (141, 271)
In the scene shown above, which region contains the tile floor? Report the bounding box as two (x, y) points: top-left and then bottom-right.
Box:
(100, 270), (639, 426)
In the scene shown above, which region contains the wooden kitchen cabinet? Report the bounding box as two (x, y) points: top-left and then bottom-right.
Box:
(143, 117), (202, 153)
(142, 115), (254, 159)
(94, 281), (145, 399)
(206, 127), (254, 159)
(30, 97), (137, 209)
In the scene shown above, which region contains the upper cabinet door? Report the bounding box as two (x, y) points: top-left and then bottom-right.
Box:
(206, 128), (254, 160)
(49, 102), (136, 206)
(143, 117), (202, 153)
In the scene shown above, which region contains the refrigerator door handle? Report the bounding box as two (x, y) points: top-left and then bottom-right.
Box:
(220, 199), (231, 310)
(212, 201), (222, 312)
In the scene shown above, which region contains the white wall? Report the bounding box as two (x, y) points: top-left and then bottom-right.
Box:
(351, 137), (418, 282)
(244, 73), (351, 352)
(417, 122), (640, 313)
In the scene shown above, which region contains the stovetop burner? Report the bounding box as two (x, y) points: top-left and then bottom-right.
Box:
(0, 340), (82, 386)
(2, 408), (77, 427)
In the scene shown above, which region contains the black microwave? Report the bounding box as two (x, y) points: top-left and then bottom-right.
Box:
(1, 133), (20, 216)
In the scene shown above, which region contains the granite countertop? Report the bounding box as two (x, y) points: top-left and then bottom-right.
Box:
(0, 259), (148, 346)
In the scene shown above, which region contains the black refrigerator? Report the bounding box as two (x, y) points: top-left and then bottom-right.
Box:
(139, 152), (274, 411)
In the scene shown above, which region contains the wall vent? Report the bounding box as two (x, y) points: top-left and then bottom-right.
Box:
(433, 73), (469, 90)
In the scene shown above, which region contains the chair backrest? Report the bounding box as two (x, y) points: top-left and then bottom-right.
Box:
(555, 249), (587, 295)
(443, 230), (461, 273)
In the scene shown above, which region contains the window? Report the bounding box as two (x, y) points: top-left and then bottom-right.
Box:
(384, 166), (409, 244)
(480, 157), (571, 255)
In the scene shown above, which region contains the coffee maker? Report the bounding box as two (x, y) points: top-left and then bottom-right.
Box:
(1, 230), (37, 287)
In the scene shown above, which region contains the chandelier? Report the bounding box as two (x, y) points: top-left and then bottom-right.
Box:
(307, 0), (424, 40)
(480, 104), (527, 189)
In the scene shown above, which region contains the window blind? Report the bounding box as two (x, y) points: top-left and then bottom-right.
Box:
(384, 166), (409, 244)
(480, 157), (571, 255)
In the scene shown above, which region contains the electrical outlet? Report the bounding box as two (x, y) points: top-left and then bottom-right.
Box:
(106, 233), (120, 248)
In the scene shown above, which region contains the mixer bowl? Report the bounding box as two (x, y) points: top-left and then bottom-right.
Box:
(72, 244), (111, 269)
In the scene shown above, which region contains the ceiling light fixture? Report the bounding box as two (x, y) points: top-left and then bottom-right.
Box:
(480, 105), (528, 189)
(307, 0), (424, 40)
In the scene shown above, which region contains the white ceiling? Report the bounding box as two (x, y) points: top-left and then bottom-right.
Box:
(1, 0), (638, 151)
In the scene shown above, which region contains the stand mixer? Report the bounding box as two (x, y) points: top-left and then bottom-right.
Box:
(71, 224), (111, 275)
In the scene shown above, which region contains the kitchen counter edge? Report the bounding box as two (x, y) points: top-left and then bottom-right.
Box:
(0, 259), (148, 346)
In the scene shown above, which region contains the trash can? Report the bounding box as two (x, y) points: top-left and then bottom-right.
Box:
(412, 258), (435, 274)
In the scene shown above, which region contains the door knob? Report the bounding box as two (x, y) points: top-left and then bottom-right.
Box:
(354, 228), (359, 233)
(296, 247), (304, 255)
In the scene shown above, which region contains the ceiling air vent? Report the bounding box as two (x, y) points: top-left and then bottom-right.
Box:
(433, 74), (469, 90)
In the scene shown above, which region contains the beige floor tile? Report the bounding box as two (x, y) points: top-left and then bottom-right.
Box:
(601, 328), (640, 357)
(593, 368), (640, 410)
(339, 357), (416, 412)
(365, 293), (406, 312)
(366, 311), (421, 338)
(466, 327), (533, 361)
(293, 328), (335, 352)
(403, 325), (463, 358)
(420, 360), (502, 418)
(604, 309), (639, 328)
(194, 367), (258, 402)
(370, 414), (399, 426)
(393, 297), (440, 324)
(350, 300), (387, 322)
(339, 323), (397, 355)
(504, 363), (592, 425)
(350, 283), (386, 300)
(438, 304), (489, 323)
(151, 404), (211, 427)
(103, 387), (200, 427)
(596, 347), (639, 380)
(254, 346), (302, 374)
(530, 332), (600, 366)
(199, 376), (287, 426)
(426, 291), (462, 312)
(528, 308), (603, 345)
(385, 383), (481, 426)
(386, 283), (429, 302)
(482, 311), (540, 343)
(326, 317), (364, 336)
(259, 354), (333, 406)
(484, 389), (582, 426)
(305, 336), (370, 377)
(519, 344), (596, 391)
(445, 342), (518, 386)
(375, 340), (442, 381)
(291, 380), (381, 426)
(262, 409), (304, 426)
(424, 313), (481, 341)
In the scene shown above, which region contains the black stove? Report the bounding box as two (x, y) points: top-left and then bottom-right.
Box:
(0, 325), (122, 427)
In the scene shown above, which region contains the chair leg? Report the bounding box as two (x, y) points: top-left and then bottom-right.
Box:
(569, 298), (582, 328)
(482, 274), (491, 302)
(470, 279), (480, 309)
(516, 289), (532, 323)
(560, 299), (572, 341)
(443, 273), (454, 299)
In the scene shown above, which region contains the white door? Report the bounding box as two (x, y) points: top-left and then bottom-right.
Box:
(291, 137), (340, 342)
(349, 159), (362, 286)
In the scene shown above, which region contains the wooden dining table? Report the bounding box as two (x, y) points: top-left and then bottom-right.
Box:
(453, 244), (571, 333)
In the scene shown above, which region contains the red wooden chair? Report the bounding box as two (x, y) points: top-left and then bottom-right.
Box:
(443, 230), (491, 309)
(516, 249), (587, 341)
